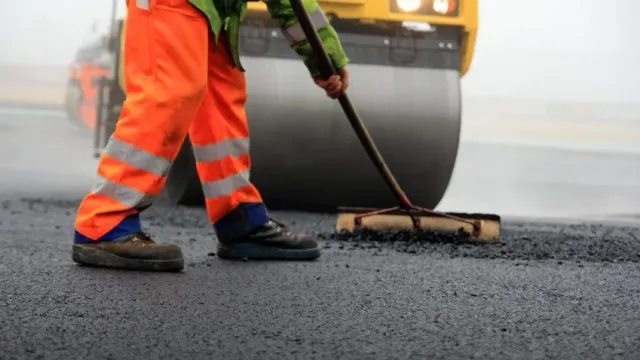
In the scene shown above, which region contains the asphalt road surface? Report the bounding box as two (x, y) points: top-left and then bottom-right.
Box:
(1, 105), (640, 360)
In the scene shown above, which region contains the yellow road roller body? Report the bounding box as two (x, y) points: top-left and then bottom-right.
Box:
(247, 0), (477, 76)
(94, 0), (479, 212)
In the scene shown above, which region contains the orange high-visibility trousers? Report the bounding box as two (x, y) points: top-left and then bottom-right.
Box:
(74, 0), (269, 244)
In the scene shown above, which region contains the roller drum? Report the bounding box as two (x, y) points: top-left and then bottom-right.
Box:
(245, 58), (461, 210)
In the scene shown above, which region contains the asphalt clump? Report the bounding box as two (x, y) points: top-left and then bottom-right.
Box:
(323, 223), (640, 263)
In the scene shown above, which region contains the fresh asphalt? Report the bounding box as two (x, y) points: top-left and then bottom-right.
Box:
(1, 105), (639, 360)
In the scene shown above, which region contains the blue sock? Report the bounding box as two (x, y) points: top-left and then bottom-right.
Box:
(74, 214), (142, 243)
(213, 203), (270, 243)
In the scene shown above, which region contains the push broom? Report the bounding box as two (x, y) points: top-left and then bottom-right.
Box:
(289, 0), (501, 241)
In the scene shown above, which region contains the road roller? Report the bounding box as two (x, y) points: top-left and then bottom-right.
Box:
(64, 36), (111, 129)
(92, 0), (478, 212)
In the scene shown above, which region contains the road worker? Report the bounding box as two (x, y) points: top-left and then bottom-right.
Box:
(71, 0), (350, 272)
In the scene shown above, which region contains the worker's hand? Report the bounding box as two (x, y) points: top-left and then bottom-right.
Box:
(314, 67), (349, 99)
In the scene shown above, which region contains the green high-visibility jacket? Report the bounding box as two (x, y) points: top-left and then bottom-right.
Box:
(188, 0), (349, 77)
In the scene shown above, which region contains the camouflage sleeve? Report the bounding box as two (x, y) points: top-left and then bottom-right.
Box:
(261, 0), (350, 78)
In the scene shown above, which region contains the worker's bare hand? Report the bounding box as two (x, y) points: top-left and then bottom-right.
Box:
(314, 67), (349, 99)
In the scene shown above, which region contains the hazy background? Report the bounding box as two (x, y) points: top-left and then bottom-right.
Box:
(1, 0), (638, 104)
(466, 0), (640, 104)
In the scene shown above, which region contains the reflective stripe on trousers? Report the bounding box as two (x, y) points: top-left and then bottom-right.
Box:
(94, 135), (175, 203)
(91, 173), (155, 210)
(103, 137), (173, 177)
(192, 138), (252, 199)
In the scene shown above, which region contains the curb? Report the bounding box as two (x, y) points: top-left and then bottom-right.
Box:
(0, 87), (64, 110)
(0, 100), (63, 111)
(461, 137), (640, 156)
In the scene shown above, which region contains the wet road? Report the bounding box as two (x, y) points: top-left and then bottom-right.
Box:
(1, 106), (640, 359)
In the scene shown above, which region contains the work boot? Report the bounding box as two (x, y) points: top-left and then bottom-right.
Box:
(72, 232), (184, 272)
(216, 219), (321, 260)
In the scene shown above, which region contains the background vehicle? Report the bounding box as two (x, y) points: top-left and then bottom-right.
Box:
(94, 0), (478, 211)
(65, 34), (112, 128)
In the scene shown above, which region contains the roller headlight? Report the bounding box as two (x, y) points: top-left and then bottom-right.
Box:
(396, 0), (421, 12)
(390, 0), (459, 16)
(432, 0), (456, 15)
